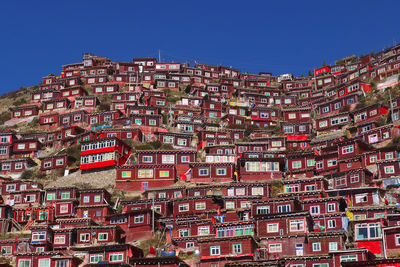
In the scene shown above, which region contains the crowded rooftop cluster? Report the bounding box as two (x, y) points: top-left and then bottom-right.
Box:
(1, 45), (400, 267)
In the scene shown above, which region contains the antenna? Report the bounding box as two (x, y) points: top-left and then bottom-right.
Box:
(158, 50), (161, 63)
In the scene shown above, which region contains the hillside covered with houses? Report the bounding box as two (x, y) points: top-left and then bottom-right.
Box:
(1, 46), (400, 267)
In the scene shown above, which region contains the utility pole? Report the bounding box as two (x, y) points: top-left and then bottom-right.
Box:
(388, 87), (395, 123)
(152, 196), (155, 234)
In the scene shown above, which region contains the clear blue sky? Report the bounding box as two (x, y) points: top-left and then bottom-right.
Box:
(1, 0), (399, 93)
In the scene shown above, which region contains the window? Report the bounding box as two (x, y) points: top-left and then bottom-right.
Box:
(355, 223), (381, 240)
(277, 204), (291, 213)
(54, 235), (65, 244)
(179, 229), (189, 237)
(90, 254), (103, 263)
(312, 264), (329, 267)
(328, 219), (336, 228)
(198, 226), (210, 235)
(18, 260), (31, 267)
(210, 245), (220, 256)
(312, 242), (321, 251)
(232, 243), (242, 255)
(1, 246), (12, 255)
(292, 161), (302, 169)
(355, 193), (368, 203)
(32, 231), (46, 241)
(159, 171), (170, 177)
(290, 220), (305, 231)
(385, 166), (395, 174)
(395, 234), (400, 246)
(134, 215), (144, 224)
(80, 233), (90, 242)
(60, 192), (70, 199)
(47, 193), (56, 201)
(179, 204), (189, 212)
(350, 174), (359, 183)
(327, 159), (337, 167)
(195, 202), (206, 210)
(186, 242), (194, 249)
(38, 259), (50, 267)
(216, 168), (227, 175)
(342, 145), (354, 154)
(98, 233), (108, 241)
(268, 243), (282, 253)
(341, 255), (358, 262)
(138, 169), (153, 178)
(199, 168), (209, 176)
(327, 203), (335, 212)
(256, 206), (270, 214)
(310, 206), (320, 215)
(385, 152), (394, 160)
(226, 201), (235, 209)
(267, 223), (279, 233)
(252, 187), (264, 196)
(94, 195), (101, 203)
(59, 204), (69, 214)
(56, 159), (64, 166)
(329, 242), (338, 251)
(316, 161), (323, 169)
(83, 195), (90, 203)
(109, 253), (123, 263)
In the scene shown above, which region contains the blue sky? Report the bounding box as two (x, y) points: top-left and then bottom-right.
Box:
(1, 0), (399, 93)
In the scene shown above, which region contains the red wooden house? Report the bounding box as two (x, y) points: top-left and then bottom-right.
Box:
(316, 112), (351, 132)
(350, 217), (386, 256)
(39, 112), (59, 129)
(39, 154), (75, 173)
(60, 86), (87, 99)
(45, 187), (78, 218)
(31, 89), (61, 103)
(282, 177), (327, 193)
(42, 98), (70, 112)
(58, 110), (87, 127)
(326, 187), (383, 207)
(15, 252), (82, 267)
(282, 107), (311, 123)
(72, 244), (143, 265)
(255, 211), (313, 237)
(286, 152), (316, 178)
(130, 114), (163, 127)
(86, 110), (122, 125)
(76, 189), (114, 222)
(13, 206), (54, 224)
(92, 83), (119, 94)
(0, 158), (37, 173)
(281, 122), (312, 135)
(12, 139), (41, 158)
(10, 105), (39, 119)
(353, 103), (389, 126)
(116, 165), (176, 191)
(85, 75), (108, 85)
(97, 127), (143, 141)
(377, 159), (400, 179)
(105, 209), (162, 241)
(237, 157), (284, 181)
(326, 168), (374, 189)
(0, 131), (16, 159)
(73, 96), (99, 110)
(172, 196), (220, 217)
(188, 163), (234, 183)
(80, 138), (131, 170)
(360, 124), (394, 145)
(74, 225), (124, 245)
(198, 236), (257, 267)
(155, 131), (193, 148)
(318, 92), (360, 116)
(315, 151), (338, 175)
